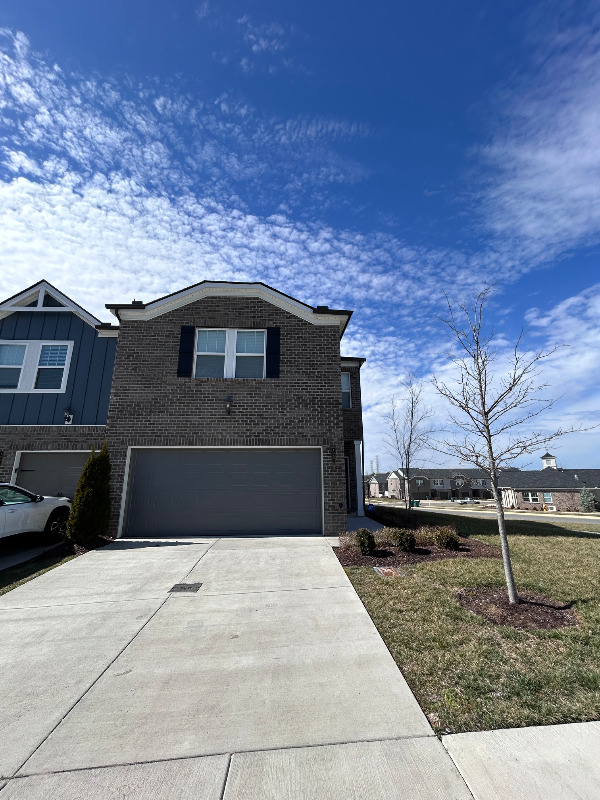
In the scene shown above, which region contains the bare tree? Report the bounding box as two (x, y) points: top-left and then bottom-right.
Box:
(382, 373), (436, 510)
(432, 285), (586, 604)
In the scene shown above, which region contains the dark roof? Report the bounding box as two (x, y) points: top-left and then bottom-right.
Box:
(498, 469), (600, 490)
(366, 472), (398, 484)
(399, 468), (498, 480)
(541, 453), (556, 459)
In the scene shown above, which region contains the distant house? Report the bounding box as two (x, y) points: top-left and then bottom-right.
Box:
(394, 468), (496, 501)
(366, 471), (401, 499)
(498, 456), (600, 512)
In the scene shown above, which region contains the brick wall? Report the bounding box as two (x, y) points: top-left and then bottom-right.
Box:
(105, 296), (348, 536)
(514, 490), (583, 512)
(0, 426), (106, 482)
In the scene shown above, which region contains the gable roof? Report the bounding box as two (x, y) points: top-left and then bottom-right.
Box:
(106, 280), (353, 335)
(0, 280), (101, 328)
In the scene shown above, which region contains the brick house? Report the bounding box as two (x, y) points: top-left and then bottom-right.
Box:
(0, 280), (366, 538)
(498, 456), (600, 512)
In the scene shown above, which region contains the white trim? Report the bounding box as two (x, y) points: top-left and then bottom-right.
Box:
(0, 281), (101, 327)
(0, 340), (73, 393)
(354, 440), (364, 516)
(117, 445), (325, 539)
(96, 329), (119, 338)
(11, 449), (92, 484)
(0, 425), (106, 428)
(193, 328), (266, 380)
(110, 282), (349, 331)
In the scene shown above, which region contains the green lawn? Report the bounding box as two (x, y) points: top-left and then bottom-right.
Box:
(0, 552), (76, 597)
(347, 508), (600, 733)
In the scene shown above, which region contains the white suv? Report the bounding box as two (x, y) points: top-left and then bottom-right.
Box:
(0, 484), (71, 541)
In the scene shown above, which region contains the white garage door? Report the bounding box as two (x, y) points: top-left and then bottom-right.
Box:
(122, 448), (322, 537)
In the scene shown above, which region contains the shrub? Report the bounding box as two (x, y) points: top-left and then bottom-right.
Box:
(390, 528), (416, 552)
(355, 528), (376, 555)
(66, 442), (111, 548)
(580, 486), (597, 514)
(433, 526), (460, 551)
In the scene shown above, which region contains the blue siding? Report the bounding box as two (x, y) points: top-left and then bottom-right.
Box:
(0, 311), (117, 425)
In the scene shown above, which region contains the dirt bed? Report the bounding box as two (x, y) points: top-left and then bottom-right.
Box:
(457, 587), (579, 630)
(335, 536), (501, 567)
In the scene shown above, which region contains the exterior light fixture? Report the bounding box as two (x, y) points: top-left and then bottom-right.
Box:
(225, 396), (233, 415)
(63, 408), (73, 425)
(330, 446), (337, 462)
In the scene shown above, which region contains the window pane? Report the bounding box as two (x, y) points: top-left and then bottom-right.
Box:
(235, 355), (264, 378)
(196, 330), (226, 353)
(236, 330), (265, 354)
(39, 344), (68, 367)
(35, 368), (64, 389)
(342, 392), (351, 409)
(543, 493), (552, 502)
(0, 368), (21, 388)
(341, 372), (351, 391)
(195, 354), (225, 378)
(0, 344), (26, 366)
(0, 487), (32, 504)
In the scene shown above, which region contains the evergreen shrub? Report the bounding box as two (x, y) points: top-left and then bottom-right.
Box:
(433, 526), (460, 550)
(66, 442), (111, 548)
(355, 528), (376, 555)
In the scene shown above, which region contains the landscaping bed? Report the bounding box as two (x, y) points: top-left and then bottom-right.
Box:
(336, 536), (499, 567)
(345, 507), (600, 734)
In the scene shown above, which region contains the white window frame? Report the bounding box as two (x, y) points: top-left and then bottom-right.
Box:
(193, 329), (266, 380)
(0, 340), (73, 393)
(543, 492), (552, 503)
(341, 372), (352, 408)
(522, 492), (540, 503)
(433, 478), (444, 486)
(415, 478), (424, 486)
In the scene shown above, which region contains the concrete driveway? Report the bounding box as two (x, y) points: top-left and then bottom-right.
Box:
(0, 536), (472, 799)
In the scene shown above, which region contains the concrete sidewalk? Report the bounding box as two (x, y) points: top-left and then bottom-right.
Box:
(0, 535), (472, 799)
(443, 722), (600, 800)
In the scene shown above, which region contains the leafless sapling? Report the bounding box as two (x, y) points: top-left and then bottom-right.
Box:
(382, 373), (436, 510)
(432, 285), (583, 604)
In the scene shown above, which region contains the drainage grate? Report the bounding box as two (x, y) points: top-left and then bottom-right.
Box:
(169, 583), (203, 593)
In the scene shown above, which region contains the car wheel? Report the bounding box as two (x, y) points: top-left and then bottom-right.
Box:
(44, 509), (69, 543)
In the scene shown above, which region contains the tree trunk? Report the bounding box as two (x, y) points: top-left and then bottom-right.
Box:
(491, 481), (519, 604)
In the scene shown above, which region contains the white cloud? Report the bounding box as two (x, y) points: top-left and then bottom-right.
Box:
(476, 11), (600, 264)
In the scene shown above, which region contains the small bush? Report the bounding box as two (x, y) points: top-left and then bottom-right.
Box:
(355, 528), (376, 555)
(390, 528), (416, 552)
(433, 526), (460, 551)
(66, 442), (111, 549)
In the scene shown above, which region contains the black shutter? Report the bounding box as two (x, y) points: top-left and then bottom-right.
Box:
(265, 327), (280, 378)
(177, 325), (195, 377)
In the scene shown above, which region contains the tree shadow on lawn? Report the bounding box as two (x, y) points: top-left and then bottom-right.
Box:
(366, 505), (600, 541)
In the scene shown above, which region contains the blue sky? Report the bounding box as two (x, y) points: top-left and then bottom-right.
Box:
(0, 1), (599, 468)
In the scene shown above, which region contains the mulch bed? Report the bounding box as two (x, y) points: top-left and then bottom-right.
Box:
(457, 587), (579, 630)
(335, 536), (501, 567)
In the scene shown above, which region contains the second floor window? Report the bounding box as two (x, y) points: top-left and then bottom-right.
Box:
(195, 329), (266, 379)
(0, 341), (73, 393)
(415, 479), (424, 486)
(341, 372), (351, 408)
(432, 479), (444, 486)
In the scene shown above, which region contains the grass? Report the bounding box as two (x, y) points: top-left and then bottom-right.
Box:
(0, 551), (76, 597)
(346, 507), (600, 733)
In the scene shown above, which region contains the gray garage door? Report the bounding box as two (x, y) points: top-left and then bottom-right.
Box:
(123, 448), (322, 537)
(15, 451), (91, 498)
